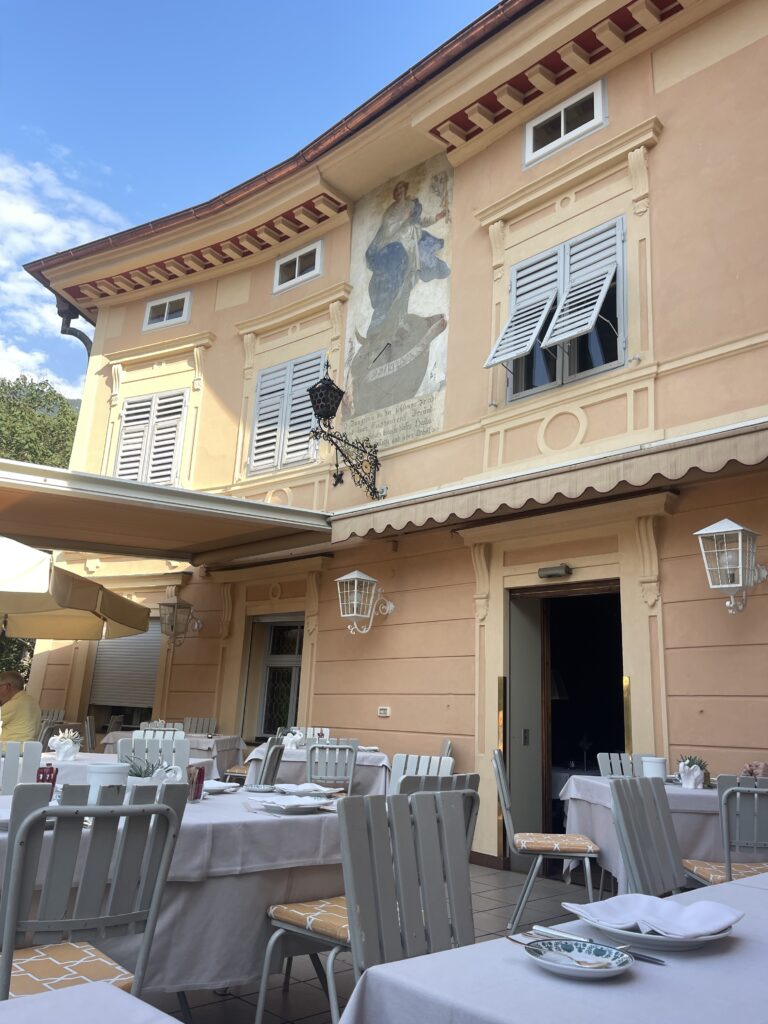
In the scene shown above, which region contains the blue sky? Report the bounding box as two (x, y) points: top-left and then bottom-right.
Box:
(1, 2), (492, 397)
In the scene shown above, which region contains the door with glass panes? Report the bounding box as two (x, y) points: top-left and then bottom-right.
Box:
(258, 622), (304, 736)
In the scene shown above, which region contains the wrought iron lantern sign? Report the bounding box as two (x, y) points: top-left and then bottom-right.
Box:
(694, 518), (768, 613)
(307, 365), (386, 501)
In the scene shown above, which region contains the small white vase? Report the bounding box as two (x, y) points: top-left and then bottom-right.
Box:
(679, 762), (704, 789)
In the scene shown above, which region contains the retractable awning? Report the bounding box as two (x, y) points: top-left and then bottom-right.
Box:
(0, 460), (331, 563)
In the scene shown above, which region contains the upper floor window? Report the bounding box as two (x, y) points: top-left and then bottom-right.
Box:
(250, 351), (325, 473)
(143, 291), (191, 332)
(524, 82), (606, 165)
(485, 217), (625, 400)
(115, 390), (187, 485)
(273, 241), (323, 293)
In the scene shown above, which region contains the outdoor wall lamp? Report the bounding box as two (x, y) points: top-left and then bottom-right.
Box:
(158, 596), (202, 646)
(308, 364), (387, 501)
(695, 518), (768, 614)
(336, 570), (395, 635)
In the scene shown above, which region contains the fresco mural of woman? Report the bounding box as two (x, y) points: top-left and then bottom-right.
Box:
(350, 178), (451, 414)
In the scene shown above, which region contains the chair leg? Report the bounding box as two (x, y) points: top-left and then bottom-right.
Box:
(309, 952), (329, 998)
(254, 927), (284, 1024)
(597, 867), (606, 901)
(507, 855), (543, 934)
(177, 992), (193, 1024)
(326, 945), (344, 1024)
(281, 955), (293, 991)
(583, 856), (594, 903)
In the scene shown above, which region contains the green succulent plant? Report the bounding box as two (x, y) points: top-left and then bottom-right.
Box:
(679, 753), (709, 771)
(125, 754), (168, 778)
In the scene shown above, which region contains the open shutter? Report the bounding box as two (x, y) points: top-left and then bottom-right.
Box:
(282, 351), (324, 465)
(484, 249), (559, 367)
(147, 391), (186, 485)
(251, 363), (289, 472)
(541, 219), (621, 349)
(115, 397), (153, 480)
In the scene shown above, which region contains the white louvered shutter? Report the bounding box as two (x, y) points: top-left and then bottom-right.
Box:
(484, 249), (559, 367)
(115, 397), (153, 480)
(89, 619), (162, 708)
(542, 219), (622, 350)
(251, 363), (289, 472)
(147, 391), (186, 485)
(282, 351), (324, 466)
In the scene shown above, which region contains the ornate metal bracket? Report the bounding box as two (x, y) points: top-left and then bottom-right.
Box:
(307, 364), (387, 501)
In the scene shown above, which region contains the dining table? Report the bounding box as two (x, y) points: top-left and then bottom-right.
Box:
(0, 789), (344, 995)
(101, 731), (246, 776)
(246, 743), (390, 795)
(338, 877), (768, 1024)
(558, 774), (763, 893)
(0, 981), (178, 1023)
(39, 751), (216, 785)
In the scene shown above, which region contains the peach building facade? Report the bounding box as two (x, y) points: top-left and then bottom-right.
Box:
(23, 0), (768, 858)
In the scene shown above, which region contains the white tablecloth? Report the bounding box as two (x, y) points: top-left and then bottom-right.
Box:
(0, 791), (343, 994)
(339, 880), (768, 1024)
(40, 752), (216, 785)
(246, 744), (390, 795)
(0, 981), (177, 1023)
(101, 732), (246, 775)
(559, 775), (745, 892)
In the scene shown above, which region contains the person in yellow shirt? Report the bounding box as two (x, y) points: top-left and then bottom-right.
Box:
(0, 671), (42, 746)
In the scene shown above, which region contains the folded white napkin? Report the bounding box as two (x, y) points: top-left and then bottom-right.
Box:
(358, 745), (380, 752)
(247, 794), (335, 812)
(274, 783), (341, 795)
(563, 894), (744, 938)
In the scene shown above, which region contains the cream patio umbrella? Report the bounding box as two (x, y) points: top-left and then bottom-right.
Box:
(0, 537), (149, 640)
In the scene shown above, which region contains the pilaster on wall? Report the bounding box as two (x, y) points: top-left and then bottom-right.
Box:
(460, 491), (675, 858)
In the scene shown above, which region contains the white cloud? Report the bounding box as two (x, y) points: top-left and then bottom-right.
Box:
(0, 152), (130, 396)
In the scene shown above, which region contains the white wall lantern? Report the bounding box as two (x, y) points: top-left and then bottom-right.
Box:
(158, 595), (202, 646)
(694, 518), (768, 614)
(335, 570), (395, 635)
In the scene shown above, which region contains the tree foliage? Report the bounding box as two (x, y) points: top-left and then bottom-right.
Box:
(0, 376), (79, 675)
(0, 376), (78, 468)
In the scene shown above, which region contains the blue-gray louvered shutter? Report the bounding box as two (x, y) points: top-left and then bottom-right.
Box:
(282, 351), (325, 466)
(484, 248), (559, 367)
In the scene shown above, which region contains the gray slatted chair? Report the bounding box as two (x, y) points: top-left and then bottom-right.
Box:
(611, 776), (688, 894)
(105, 714), (124, 735)
(118, 735), (191, 771)
(306, 741), (358, 796)
(682, 775), (768, 886)
(440, 737), (453, 757)
(388, 753), (454, 795)
(83, 715), (96, 752)
(0, 780), (186, 1001)
(254, 790), (478, 1024)
(225, 737), (283, 786)
(183, 716), (216, 734)
(597, 752), (651, 777)
(397, 772), (480, 851)
(37, 708), (66, 748)
(492, 748), (598, 932)
(0, 742), (43, 796)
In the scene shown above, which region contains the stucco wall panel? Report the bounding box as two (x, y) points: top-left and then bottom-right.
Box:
(313, 655), (474, 696)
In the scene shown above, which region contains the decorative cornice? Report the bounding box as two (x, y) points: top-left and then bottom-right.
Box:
(476, 117), (663, 226)
(105, 331), (215, 368)
(236, 283), (352, 337)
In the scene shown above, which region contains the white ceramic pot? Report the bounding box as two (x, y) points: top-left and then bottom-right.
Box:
(86, 762), (130, 804)
(641, 756), (668, 779)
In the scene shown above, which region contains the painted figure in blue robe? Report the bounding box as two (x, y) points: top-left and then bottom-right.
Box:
(364, 180), (450, 338)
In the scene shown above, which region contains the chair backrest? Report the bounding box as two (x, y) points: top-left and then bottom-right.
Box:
(598, 752), (633, 777)
(396, 774), (480, 850)
(718, 775), (768, 879)
(0, 742), (43, 796)
(440, 737), (453, 758)
(183, 716), (216, 734)
(275, 726), (291, 738)
(258, 738), (285, 786)
(610, 777), (686, 895)
(389, 753), (454, 795)
(83, 716), (96, 752)
(106, 715), (124, 734)
(118, 736), (191, 770)
(491, 748), (515, 844)
(37, 709), (65, 746)
(135, 728), (186, 741)
(0, 780), (186, 999)
(339, 791), (477, 976)
(306, 742), (357, 794)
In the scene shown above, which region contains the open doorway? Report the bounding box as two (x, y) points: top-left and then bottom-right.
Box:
(241, 619), (305, 744)
(506, 583), (624, 857)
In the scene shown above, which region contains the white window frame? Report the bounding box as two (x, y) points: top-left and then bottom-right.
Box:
(142, 291), (192, 332)
(524, 81), (606, 166)
(492, 217), (626, 403)
(248, 350), (325, 475)
(272, 240), (323, 294)
(114, 389), (188, 485)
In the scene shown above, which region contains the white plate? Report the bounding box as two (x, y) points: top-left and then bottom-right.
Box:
(245, 784), (275, 793)
(577, 918), (733, 951)
(203, 781), (240, 795)
(524, 939), (633, 980)
(260, 803), (335, 816)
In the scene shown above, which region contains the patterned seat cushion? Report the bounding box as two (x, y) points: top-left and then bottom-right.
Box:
(682, 859), (768, 886)
(269, 896), (349, 943)
(9, 941), (132, 998)
(224, 764), (248, 777)
(513, 832), (599, 855)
